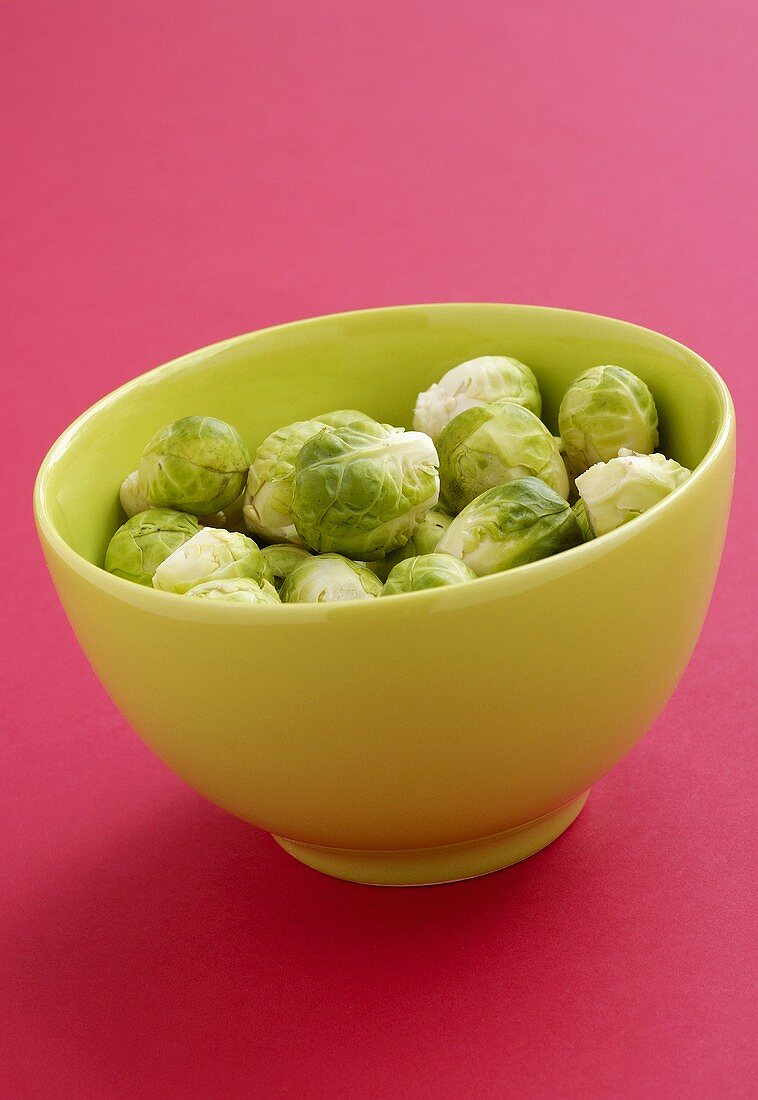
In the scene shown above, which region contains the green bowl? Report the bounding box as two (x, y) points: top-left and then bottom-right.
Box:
(34, 305), (735, 885)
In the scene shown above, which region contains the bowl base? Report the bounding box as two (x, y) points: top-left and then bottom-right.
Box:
(272, 791), (589, 886)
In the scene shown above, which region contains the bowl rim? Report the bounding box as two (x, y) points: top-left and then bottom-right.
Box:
(33, 302), (735, 621)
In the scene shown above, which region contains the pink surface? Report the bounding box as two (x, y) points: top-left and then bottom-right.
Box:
(2, 2), (756, 1096)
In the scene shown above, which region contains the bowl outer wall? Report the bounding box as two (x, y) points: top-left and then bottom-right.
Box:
(35, 304), (735, 851)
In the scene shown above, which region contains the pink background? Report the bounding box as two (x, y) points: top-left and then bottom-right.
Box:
(2, 2), (756, 1096)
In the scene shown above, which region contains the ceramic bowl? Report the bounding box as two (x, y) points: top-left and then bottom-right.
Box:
(34, 305), (735, 884)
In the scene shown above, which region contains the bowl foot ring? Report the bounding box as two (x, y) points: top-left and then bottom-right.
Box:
(272, 790), (589, 886)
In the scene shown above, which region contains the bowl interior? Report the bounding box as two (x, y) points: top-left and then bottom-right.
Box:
(38, 304), (728, 567)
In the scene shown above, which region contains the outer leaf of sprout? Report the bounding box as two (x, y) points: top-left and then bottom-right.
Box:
(368, 509), (453, 580)
(436, 476), (583, 576)
(186, 577), (281, 604)
(381, 553), (476, 595)
(558, 366), (658, 475)
(152, 528), (269, 594)
(139, 416), (250, 515)
(413, 356), (542, 441)
(575, 449), (691, 536)
(243, 419), (328, 544)
(438, 400), (569, 513)
(119, 470), (151, 518)
(405, 509), (453, 554)
(315, 409), (374, 428)
(104, 509), (201, 586)
(292, 421), (440, 560)
(280, 554), (384, 603)
(261, 543), (313, 590)
(571, 499), (595, 541)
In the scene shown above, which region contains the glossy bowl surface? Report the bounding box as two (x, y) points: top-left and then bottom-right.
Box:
(34, 305), (735, 884)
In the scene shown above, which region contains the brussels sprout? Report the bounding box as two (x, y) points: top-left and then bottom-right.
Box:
(104, 509), (200, 586)
(261, 543), (313, 590)
(152, 528), (270, 594)
(406, 509), (453, 555)
(138, 416), (250, 515)
(243, 419), (327, 544)
(413, 356), (542, 441)
(575, 449), (691, 537)
(119, 470), (151, 518)
(571, 499), (595, 542)
(281, 554), (383, 603)
(436, 476), (583, 576)
(558, 366), (658, 475)
(185, 577), (281, 604)
(438, 401), (569, 513)
(369, 508), (453, 580)
(315, 409), (373, 427)
(292, 421), (440, 560)
(381, 553), (476, 595)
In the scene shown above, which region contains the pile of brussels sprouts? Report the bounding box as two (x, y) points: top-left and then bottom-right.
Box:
(104, 356), (692, 604)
